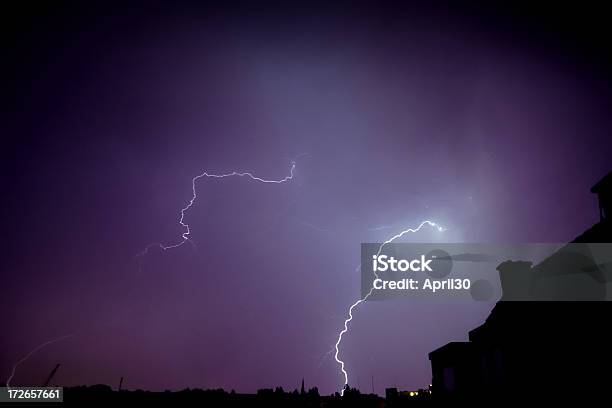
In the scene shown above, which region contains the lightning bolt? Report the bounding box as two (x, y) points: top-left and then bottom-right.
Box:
(334, 220), (445, 395)
(138, 161), (296, 257)
(137, 159), (440, 394)
(6, 334), (74, 387)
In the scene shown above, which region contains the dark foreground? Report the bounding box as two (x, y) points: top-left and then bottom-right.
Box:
(16, 383), (605, 406)
(29, 385), (428, 406)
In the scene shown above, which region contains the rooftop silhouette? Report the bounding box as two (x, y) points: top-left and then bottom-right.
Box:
(429, 170), (612, 403)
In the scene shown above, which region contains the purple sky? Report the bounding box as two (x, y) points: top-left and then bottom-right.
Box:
(2, 1), (612, 394)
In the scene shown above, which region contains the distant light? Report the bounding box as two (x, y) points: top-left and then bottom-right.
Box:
(409, 392), (415, 397)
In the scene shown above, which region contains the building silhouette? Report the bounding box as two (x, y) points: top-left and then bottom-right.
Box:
(429, 171), (612, 402)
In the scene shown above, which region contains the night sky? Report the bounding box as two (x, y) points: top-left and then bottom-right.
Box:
(2, 1), (612, 395)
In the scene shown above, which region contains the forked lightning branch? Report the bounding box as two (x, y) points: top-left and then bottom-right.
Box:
(334, 220), (445, 395)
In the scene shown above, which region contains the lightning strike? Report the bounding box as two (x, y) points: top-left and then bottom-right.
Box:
(139, 161), (296, 257)
(137, 159), (441, 395)
(6, 334), (74, 387)
(334, 220), (445, 395)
